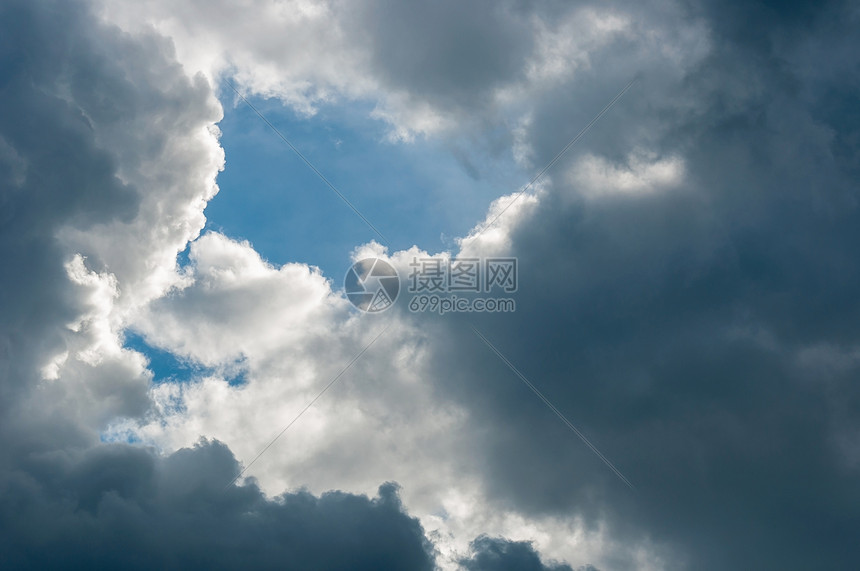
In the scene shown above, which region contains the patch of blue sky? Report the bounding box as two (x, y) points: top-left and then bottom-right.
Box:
(204, 87), (526, 280)
(145, 90), (524, 390)
(123, 330), (247, 387)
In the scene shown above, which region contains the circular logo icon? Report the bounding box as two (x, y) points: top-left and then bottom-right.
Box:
(344, 258), (400, 313)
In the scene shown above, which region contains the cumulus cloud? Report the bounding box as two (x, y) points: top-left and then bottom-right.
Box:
(460, 536), (580, 571)
(567, 151), (685, 200)
(411, 1), (860, 569)
(0, 439), (435, 570)
(4, 0), (860, 569)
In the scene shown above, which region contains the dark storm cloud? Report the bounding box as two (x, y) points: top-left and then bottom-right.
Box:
(0, 0), (139, 407)
(460, 536), (583, 571)
(402, 0), (860, 568)
(0, 439), (435, 570)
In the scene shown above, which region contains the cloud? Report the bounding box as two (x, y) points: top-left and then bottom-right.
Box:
(0, 0), (224, 443)
(566, 151), (685, 200)
(4, 0), (860, 569)
(97, 0), (692, 142)
(95, 0), (860, 567)
(0, 439), (435, 570)
(110, 0), (860, 568)
(132, 232), (344, 366)
(407, 1), (860, 569)
(0, 1), (590, 566)
(460, 536), (579, 571)
(0, 2), (440, 570)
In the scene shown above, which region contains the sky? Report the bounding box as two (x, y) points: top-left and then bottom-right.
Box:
(207, 92), (521, 276)
(1, 0), (859, 569)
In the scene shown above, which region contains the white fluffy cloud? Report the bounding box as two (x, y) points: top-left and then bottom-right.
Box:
(568, 151), (685, 200)
(118, 232), (636, 568)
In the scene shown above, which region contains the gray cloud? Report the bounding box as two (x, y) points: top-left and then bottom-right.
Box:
(461, 536), (582, 571)
(408, 0), (860, 568)
(350, 0), (533, 110)
(0, 0), (139, 407)
(0, 439), (435, 570)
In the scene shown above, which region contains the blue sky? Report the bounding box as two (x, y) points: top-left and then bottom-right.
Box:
(124, 331), (247, 386)
(127, 89), (525, 384)
(204, 86), (524, 279)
